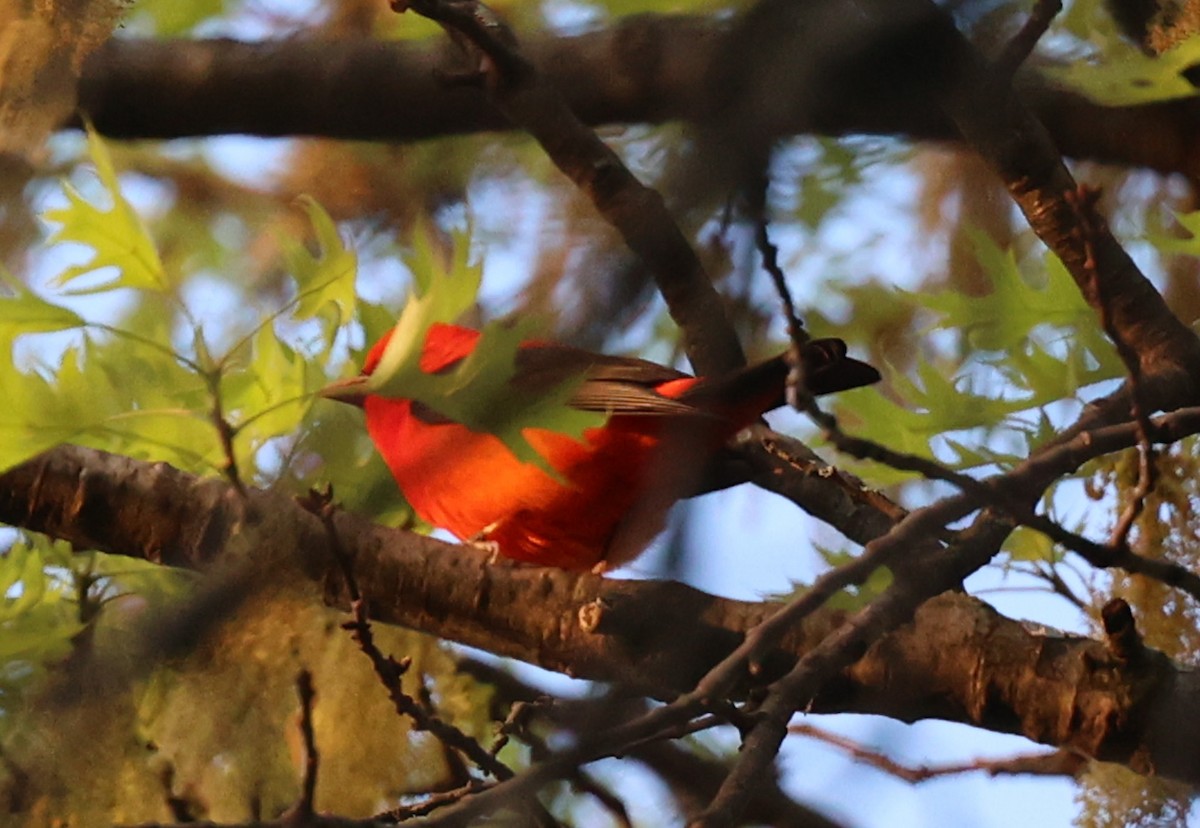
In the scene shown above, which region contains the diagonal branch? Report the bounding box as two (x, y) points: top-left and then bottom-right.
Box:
(397, 0), (744, 375)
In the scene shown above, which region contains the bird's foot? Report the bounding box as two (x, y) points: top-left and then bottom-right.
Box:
(467, 523), (505, 565)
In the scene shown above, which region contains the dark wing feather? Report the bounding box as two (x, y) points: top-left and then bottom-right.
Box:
(678, 338), (880, 408)
(419, 338), (879, 425)
(514, 344), (704, 416)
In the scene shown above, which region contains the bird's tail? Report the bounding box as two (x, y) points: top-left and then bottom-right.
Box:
(679, 338), (880, 420)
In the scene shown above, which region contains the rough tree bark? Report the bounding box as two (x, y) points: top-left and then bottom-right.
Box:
(1, 443), (1199, 786)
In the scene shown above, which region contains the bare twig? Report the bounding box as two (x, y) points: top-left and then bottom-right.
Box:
(206, 372), (246, 497)
(1028, 561), (1089, 611)
(993, 0), (1063, 80)
(749, 185), (812, 411)
(305, 490), (517, 782)
(381, 779), (492, 822)
(802, 401), (1200, 600)
(789, 723), (1089, 782)
(295, 670), (319, 818)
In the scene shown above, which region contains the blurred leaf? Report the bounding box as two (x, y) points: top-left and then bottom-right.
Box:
(133, 0), (227, 35)
(365, 223), (605, 476)
(0, 359), (89, 471)
(0, 269), (85, 343)
(42, 128), (168, 291)
(803, 545), (893, 611)
(1003, 526), (1058, 562)
(1045, 36), (1200, 106)
(0, 538), (83, 711)
(0, 332), (217, 474)
(1149, 207), (1200, 258)
(223, 323), (321, 470)
(917, 230), (1093, 350)
(283, 196), (358, 327)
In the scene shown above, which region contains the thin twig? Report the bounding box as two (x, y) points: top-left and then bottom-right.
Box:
(305, 490), (518, 784)
(296, 670), (319, 818)
(207, 372), (246, 497)
(745, 173), (805, 345)
(1029, 561), (1089, 611)
(789, 723), (1089, 782)
(749, 181), (812, 411)
(993, 0), (1063, 80)
(382, 779), (492, 822)
(802, 400), (1200, 600)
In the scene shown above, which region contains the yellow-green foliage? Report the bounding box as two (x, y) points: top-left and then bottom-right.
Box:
(0, 129), (516, 825)
(1076, 763), (1193, 828)
(7, 580), (494, 823)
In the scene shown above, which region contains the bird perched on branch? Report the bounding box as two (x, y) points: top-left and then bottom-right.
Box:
(323, 322), (879, 571)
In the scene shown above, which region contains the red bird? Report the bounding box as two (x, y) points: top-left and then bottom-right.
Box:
(324, 323), (879, 571)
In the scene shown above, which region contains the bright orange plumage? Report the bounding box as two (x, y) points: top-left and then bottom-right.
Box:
(329, 323), (879, 570)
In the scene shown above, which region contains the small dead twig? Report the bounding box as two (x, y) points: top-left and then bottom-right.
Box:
(295, 670), (320, 818)
(299, 489), (568, 825)
(306, 490), (516, 782)
(381, 779), (493, 822)
(750, 190), (811, 411)
(789, 723), (1089, 782)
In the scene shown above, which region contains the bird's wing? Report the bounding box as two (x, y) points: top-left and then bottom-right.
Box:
(513, 344), (703, 416)
(419, 337), (879, 424)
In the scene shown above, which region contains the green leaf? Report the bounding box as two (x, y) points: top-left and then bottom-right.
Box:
(222, 323), (320, 467)
(0, 540), (81, 665)
(1004, 526), (1058, 562)
(940, 436), (1023, 470)
(363, 223), (605, 476)
(0, 269), (85, 342)
(0, 329), (218, 475)
(283, 196), (358, 325)
(1148, 207), (1200, 258)
(367, 220), (481, 397)
(42, 127), (168, 291)
(799, 545), (893, 611)
(0, 363), (86, 471)
(917, 230), (1092, 350)
(1044, 35), (1200, 106)
(133, 0), (227, 35)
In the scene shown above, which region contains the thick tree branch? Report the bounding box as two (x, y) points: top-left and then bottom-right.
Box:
(3, 442), (1200, 787)
(73, 21), (1200, 180)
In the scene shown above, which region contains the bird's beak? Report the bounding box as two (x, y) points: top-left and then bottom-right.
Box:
(318, 375), (370, 408)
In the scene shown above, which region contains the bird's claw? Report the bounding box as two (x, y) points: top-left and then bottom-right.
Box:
(467, 523), (505, 564)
